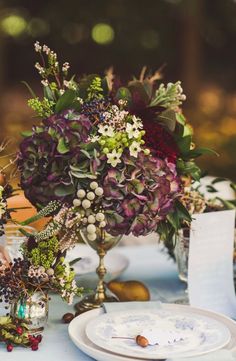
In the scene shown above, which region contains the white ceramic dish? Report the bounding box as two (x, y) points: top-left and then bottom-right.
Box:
(66, 244), (129, 283)
(85, 309), (230, 359)
(68, 304), (236, 361)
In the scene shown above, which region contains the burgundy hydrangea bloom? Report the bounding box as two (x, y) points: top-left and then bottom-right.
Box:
(102, 152), (180, 236)
(17, 110), (92, 207)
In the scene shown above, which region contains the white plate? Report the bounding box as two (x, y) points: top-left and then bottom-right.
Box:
(66, 244), (129, 283)
(69, 304), (236, 361)
(86, 308), (231, 359)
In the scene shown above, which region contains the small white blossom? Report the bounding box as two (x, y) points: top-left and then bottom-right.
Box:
(63, 80), (76, 90)
(76, 97), (84, 104)
(62, 62), (70, 72)
(42, 44), (51, 55)
(98, 124), (114, 137)
(34, 41), (42, 52)
(41, 79), (49, 87)
(50, 51), (57, 60)
(59, 89), (65, 95)
(107, 149), (122, 167)
(126, 123), (140, 139)
(35, 62), (45, 75)
(90, 135), (100, 143)
(129, 141), (141, 158)
(132, 115), (143, 129)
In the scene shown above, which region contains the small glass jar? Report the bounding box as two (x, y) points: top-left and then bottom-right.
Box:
(3, 224), (36, 261)
(10, 291), (49, 333)
(174, 228), (190, 284)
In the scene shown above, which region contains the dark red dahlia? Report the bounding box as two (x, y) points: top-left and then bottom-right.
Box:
(142, 119), (179, 163)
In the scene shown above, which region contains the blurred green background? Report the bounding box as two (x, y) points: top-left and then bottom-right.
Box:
(0, 0), (236, 180)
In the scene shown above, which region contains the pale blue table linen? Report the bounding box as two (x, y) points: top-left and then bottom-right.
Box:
(0, 244), (234, 360)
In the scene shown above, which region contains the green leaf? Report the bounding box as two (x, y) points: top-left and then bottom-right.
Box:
(174, 122), (185, 137)
(21, 81), (37, 98)
(175, 200), (192, 222)
(101, 77), (109, 95)
(34, 126), (44, 133)
(158, 109), (177, 132)
(80, 149), (91, 159)
(206, 185), (218, 193)
(48, 127), (57, 137)
(57, 138), (70, 154)
(69, 257), (81, 266)
(21, 130), (33, 137)
(216, 197), (236, 210)
(167, 212), (180, 231)
(19, 227), (35, 237)
(54, 184), (75, 197)
(177, 160), (202, 181)
(115, 87), (132, 104)
(230, 183), (236, 192)
(44, 86), (56, 101)
(78, 74), (99, 99)
(177, 135), (192, 154)
(70, 171), (97, 179)
(212, 177), (228, 184)
(176, 113), (186, 125)
(55, 89), (76, 113)
(71, 101), (82, 112)
(185, 147), (219, 159)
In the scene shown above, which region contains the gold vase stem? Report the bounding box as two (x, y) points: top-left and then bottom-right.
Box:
(75, 229), (121, 314)
(95, 248), (107, 303)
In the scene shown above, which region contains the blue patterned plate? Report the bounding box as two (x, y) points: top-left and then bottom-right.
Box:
(85, 308), (231, 359)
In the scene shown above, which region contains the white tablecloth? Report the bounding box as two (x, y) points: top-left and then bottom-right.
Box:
(0, 244), (185, 360)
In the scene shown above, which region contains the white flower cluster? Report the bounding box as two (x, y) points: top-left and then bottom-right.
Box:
(35, 62), (45, 75)
(34, 41), (59, 78)
(41, 79), (49, 87)
(73, 181), (106, 241)
(28, 265), (49, 280)
(63, 80), (77, 90)
(62, 62), (70, 72)
(34, 41), (42, 52)
(101, 105), (128, 131)
(97, 105), (148, 167)
(60, 277), (78, 305)
(152, 81), (186, 109)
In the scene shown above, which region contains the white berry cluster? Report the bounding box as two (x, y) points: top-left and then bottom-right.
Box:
(73, 181), (106, 241)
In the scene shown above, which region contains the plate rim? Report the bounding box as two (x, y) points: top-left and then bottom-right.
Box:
(85, 306), (231, 359)
(69, 308), (153, 361)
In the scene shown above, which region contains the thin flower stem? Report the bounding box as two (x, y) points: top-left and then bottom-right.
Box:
(54, 71), (62, 89)
(0, 152), (16, 159)
(39, 52), (46, 69)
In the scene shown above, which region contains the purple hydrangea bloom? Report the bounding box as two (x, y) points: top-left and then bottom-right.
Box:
(17, 110), (92, 207)
(103, 152), (181, 236)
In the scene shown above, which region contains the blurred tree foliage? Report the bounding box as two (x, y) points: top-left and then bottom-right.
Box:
(0, 0), (236, 180)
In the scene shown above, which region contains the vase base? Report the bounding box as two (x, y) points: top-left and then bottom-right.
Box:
(75, 294), (118, 315)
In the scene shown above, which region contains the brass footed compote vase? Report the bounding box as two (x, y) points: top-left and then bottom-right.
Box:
(75, 228), (122, 314)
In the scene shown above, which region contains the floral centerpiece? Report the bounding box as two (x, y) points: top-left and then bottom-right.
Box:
(0, 200), (83, 351)
(17, 42), (215, 244)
